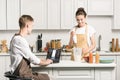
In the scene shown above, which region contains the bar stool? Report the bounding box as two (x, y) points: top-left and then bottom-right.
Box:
(4, 71), (32, 80)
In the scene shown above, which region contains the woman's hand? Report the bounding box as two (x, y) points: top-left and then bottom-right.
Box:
(82, 48), (89, 54)
(82, 48), (90, 58)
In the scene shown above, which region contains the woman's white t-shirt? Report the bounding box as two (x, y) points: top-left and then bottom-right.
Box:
(70, 25), (96, 47)
(10, 35), (40, 73)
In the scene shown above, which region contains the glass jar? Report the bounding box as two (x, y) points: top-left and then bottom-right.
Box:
(56, 39), (61, 49)
(51, 40), (56, 49)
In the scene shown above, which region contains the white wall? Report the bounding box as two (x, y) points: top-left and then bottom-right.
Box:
(0, 16), (120, 52)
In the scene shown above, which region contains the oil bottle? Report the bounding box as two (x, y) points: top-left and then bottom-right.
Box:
(95, 52), (99, 64)
(89, 52), (93, 63)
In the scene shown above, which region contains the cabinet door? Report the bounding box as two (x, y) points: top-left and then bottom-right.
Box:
(21, 0), (47, 29)
(117, 56), (120, 80)
(0, 0), (6, 30)
(53, 68), (94, 80)
(61, 0), (74, 29)
(48, 0), (60, 29)
(113, 0), (120, 29)
(95, 68), (115, 80)
(88, 0), (113, 15)
(5, 56), (10, 72)
(7, 0), (20, 30)
(0, 56), (6, 80)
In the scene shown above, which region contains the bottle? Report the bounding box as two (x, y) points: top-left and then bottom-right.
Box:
(89, 52), (93, 63)
(37, 34), (42, 52)
(95, 52), (99, 64)
(112, 38), (115, 52)
(115, 38), (119, 52)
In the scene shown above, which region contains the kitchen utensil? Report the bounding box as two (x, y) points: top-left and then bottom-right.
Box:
(37, 34), (42, 52)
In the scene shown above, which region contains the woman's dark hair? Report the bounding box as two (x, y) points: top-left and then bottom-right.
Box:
(76, 7), (87, 17)
(19, 15), (34, 29)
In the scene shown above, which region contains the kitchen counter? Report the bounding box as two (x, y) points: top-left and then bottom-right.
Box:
(31, 60), (116, 68)
(0, 52), (117, 80)
(32, 60), (116, 80)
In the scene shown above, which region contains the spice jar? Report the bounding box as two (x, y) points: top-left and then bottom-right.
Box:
(56, 39), (61, 49)
(51, 40), (56, 49)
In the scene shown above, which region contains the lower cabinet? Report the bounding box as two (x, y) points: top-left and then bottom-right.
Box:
(33, 67), (115, 80)
(0, 56), (6, 80)
(117, 56), (120, 80)
(53, 68), (94, 80)
(0, 55), (10, 80)
(95, 68), (115, 80)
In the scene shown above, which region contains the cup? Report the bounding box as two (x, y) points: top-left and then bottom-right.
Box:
(73, 47), (82, 62)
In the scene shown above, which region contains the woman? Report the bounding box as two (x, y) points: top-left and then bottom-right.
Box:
(10, 15), (53, 80)
(69, 7), (96, 58)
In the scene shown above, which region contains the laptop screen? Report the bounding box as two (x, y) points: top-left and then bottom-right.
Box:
(46, 48), (61, 63)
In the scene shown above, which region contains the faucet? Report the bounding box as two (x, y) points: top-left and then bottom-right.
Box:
(96, 35), (102, 51)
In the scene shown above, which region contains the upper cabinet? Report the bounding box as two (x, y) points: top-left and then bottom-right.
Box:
(0, 0), (6, 30)
(88, 0), (113, 16)
(0, 0), (20, 30)
(113, 0), (120, 29)
(7, 0), (20, 30)
(0, 0), (114, 30)
(61, 0), (74, 29)
(48, 0), (60, 29)
(21, 0), (60, 29)
(21, 0), (47, 29)
(61, 0), (87, 29)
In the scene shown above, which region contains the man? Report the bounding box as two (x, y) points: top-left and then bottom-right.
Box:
(10, 15), (53, 80)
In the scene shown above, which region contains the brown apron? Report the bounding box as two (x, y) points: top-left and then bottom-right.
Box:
(13, 57), (50, 80)
(71, 25), (89, 60)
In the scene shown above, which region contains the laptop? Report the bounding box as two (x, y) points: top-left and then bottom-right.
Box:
(46, 48), (61, 63)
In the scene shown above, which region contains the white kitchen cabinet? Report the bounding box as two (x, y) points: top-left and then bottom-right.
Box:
(95, 68), (115, 80)
(61, 0), (74, 29)
(0, 0), (6, 30)
(21, 0), (60, 29)
(5, 56), (10, 73)
(0, 55), (10, 80)
(7, 0), (20, 30)
(61, 0), (87, 29)
(47, 0), (60, 29)
(53, 68), (94, 80)
(100, 55), (117, 80)
(117, 56), (120, 80)
(32, 60), (116, 80)
(88, 0), (113, 15)
(113, 0), (120, 29)
(21, 0), (47, 29)
(0, 56), (6, 80)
